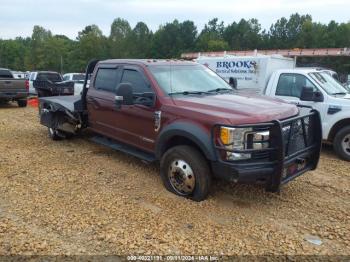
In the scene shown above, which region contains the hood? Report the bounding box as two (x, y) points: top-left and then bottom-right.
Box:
(328, 93), (350, 102)
(172, 93), (299, 125)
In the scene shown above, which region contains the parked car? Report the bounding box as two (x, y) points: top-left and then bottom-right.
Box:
(63, 73), (85, 95)
(197, 56), (350, 161)
(0, 68), (28, 107)
(38, 59), (322, 201)
(262, 68), (350, 161)
(27, 71), (74, 97)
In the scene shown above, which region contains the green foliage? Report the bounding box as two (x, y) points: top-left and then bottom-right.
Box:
(223, 19), (262, 50)
(1, 14), (350, 73)
(151, 20), (197, 58)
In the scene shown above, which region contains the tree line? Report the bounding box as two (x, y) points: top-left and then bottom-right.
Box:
(0, 13), (350, 74)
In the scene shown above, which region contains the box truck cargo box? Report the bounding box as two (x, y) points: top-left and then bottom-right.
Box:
(196, 55), (295, 90)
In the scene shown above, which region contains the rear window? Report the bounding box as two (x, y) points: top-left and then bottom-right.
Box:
(37, 73), (62, 82)
(0, 69), (13, 78)
(72, 74), (85, 81)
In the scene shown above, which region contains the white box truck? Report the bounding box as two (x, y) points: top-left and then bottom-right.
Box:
(195, 54), (295, 90)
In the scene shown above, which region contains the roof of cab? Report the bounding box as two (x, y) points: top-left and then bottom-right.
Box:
(98, 59), (197, 66)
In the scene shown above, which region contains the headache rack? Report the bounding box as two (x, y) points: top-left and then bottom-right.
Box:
(213, 108), (322, 192)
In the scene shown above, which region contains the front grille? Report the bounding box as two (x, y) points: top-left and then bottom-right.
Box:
(281, 115), (314, 157)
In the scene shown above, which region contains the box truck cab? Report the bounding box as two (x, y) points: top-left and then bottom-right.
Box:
(263, 68), (350, 161)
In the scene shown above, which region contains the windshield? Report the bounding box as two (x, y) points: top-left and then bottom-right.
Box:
(309, 72), (349, 95)
(149, 64), (232, 94)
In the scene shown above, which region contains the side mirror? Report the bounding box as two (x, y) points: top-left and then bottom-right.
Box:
(300, 86), (324, 102)
(115, 83), (134, 108)
(229, 77), (237, 89)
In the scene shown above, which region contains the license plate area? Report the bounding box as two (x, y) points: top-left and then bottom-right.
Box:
(282, 158), (308, 180)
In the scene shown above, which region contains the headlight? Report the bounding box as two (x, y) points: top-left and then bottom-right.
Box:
(219, 127), (270, 161)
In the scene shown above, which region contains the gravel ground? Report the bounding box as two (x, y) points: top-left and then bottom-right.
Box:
(0, 102), (349, 257)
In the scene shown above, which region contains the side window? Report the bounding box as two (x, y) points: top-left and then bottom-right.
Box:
(63, 75), (69, 81)
(121, 69), (150, 93)
(276, 74), (317, 98)
(94, 68), (121, 92)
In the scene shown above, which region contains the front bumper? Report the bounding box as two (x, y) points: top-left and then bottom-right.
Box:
(211, 108), (322, 192)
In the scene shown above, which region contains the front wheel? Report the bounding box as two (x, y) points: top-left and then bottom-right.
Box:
(160, 145), (212, 201)
(333, 126), (350, 161)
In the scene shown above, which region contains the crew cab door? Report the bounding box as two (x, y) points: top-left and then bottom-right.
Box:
(272, 73), (328, 121)
(86, 65), (123, 138)
(87, 64), (158, 153)
(113, 66), (158, 152)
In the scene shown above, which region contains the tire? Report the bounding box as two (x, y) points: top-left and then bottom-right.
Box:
(37, 90), (51, 98)
(0, 99), (9, 105)
(48, 127), (63, 141)
(160, 145), (212, 201)
(17, 99), (27, 107)
(333, 126), (350, 161)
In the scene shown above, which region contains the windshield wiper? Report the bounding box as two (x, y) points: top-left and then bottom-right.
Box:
(207, 88), (233, 93)
(331, 92), (347, 95)
(168, 91), (209, 95)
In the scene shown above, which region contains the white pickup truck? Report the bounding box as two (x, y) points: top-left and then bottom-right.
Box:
(262, 68), (350, 161)
(62, 73), (85, 95)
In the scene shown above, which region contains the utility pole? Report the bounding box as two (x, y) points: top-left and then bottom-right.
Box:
(60, 55), (63, 74)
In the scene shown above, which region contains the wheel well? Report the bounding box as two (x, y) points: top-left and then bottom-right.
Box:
(161, 136), (207, 159)
(328, 119), (350, 142)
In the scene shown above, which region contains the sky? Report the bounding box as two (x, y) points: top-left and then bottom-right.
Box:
(0, 0), (349, 39)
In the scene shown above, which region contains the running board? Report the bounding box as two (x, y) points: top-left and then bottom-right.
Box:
(90, 136), (156, 163)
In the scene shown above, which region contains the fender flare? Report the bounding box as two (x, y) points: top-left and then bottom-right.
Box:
(155, 121), (216, 161)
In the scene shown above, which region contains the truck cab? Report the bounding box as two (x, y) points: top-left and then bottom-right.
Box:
(263, 68), (350, 161)
(38, 60), (322, 201)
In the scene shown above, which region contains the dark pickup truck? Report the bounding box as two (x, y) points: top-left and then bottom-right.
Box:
(29, 71), (74, 97)
(0, 68), (28, 107)
(38, 59), (322, 201)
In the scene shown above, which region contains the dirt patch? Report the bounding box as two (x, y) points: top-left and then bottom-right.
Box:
(0, 103), (349, 256)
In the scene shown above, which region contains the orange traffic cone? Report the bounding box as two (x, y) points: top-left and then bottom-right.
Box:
(28, 97), (39, 108)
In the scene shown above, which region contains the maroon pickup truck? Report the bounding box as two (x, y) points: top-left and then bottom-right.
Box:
(38, 59), (322, 201)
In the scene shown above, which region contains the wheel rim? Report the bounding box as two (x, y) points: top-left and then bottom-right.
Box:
(341, 134), (350, 156)
(168, 159), (195, 196)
